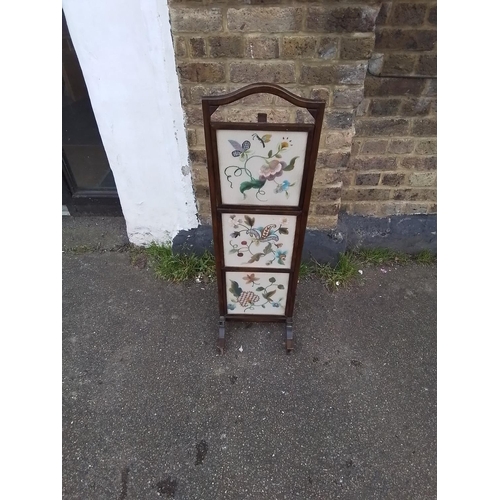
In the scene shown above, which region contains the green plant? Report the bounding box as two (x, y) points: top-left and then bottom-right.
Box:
(145, 243), (215, 282)
(414, 249), (436, 264)
(354, 248), (410, 265)
(314, 252), (359, 289)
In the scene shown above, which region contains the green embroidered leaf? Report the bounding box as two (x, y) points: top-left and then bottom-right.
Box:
(229, 248), (239, 254)
(240, 178), (266, 195)
(278, 284), (285, 289)
(229, 280), (242, 298)
(268, 149), (273, 158)
(269, 277), (276, 283)
(283, 156), (299, 171)
(247, 252), (264, 263)
(278, 227), (289, 235)
(275, 154), (282, 158)
(263, 243), (273, 255)
(244, 215), (255, 227)
(278, 260), (285, 265)
(256, 287), (265, 291)
(263, 290), (276, 300)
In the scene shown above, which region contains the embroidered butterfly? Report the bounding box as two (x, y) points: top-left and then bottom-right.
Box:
(252, 133), (272, 148)
(228, 139), (251, 158)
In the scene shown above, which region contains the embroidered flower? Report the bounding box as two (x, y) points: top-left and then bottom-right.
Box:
(274, 180), (291, 193)
(272, 302), (280, 308)
(259, 159), (286, 181)
(243, 273), (259, 285)
(228, 303), (236, 310)
(276, 250), (287, 265)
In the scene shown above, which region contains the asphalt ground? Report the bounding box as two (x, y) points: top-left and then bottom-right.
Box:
(62, 218), (436, 499)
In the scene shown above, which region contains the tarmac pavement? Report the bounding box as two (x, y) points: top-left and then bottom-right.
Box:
(62, 217), (436, 499)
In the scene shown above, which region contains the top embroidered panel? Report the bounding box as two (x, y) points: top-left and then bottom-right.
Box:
(216, 129), (308, 206)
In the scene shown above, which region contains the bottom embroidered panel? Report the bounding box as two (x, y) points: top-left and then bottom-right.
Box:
(225, 271), (289, 315)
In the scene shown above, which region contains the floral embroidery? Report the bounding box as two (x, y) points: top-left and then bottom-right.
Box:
(228, 215), (290, 266)
(223, 135), (298, 201)
(259, 159), (285, 181)
(228, 276), (286, 313)
(243, 273), (259, 285)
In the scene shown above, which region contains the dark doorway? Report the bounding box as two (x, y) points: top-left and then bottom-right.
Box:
(62, 11), (122, 215)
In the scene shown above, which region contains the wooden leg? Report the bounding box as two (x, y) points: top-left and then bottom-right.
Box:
(285, 317), (294, 353)
(217, 316), (226, 354)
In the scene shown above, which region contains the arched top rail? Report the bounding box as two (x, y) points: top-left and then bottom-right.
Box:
(201, 82), (326, 111)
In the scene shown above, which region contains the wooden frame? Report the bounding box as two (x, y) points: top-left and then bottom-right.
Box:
(202, 83), (325, 353)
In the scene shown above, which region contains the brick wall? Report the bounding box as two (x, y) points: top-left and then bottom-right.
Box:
(343, 0), (437, 216)
(168, 0), (437, 227)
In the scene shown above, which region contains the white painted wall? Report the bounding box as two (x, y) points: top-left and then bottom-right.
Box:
(63, 0), (198, 245)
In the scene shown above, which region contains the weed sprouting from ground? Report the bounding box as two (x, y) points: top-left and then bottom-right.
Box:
(414, 249), (435, 264)
(145, 243), (215, 282)
(355, 248), (411, 265)
(131, 243), (435, 288)
(314, 252), (359, 289)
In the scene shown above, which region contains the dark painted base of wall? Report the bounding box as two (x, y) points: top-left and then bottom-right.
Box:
(172, 213), (437, 265)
